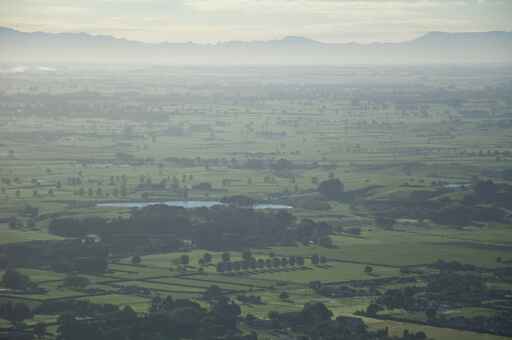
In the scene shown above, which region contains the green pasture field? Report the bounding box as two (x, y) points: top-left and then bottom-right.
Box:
(380, 306), (500, 326)
(78, 294), (152, 313)
(16, 268), (67, 283)
(112, 280), (204, 294)
(103, 264), (176, 281)
(1, 67), (512, 340)
(246, 262), (401, 283)
(186, 273), (280, 289)
(269, 227), (512, 268)
(149, 276), (262, 292)
(366, 318), (512, 340)
(1, 104), (510, 212)
(240, 288), (372, 319)
(0, 223), (64, 245)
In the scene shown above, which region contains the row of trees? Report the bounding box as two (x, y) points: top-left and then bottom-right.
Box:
(131, 251), (328, 273)
(216, 255), (311, 273)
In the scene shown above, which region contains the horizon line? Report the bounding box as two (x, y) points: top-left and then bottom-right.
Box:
(1, 25), (511, 46)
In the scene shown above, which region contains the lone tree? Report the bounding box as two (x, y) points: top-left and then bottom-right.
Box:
(302, 302), (333, 325)
(62, 275), (90, 289)
(33, 322), (47, 339)
(202, 253), (213, 264)
(131, 255), (142, 265)
(180, 254), (190, 266)
(364, 265), (373, 275)
(222, 252), (231, 262)
(426, 307), (438, 321)
(311, 254), (320, 265)
(365, 303), (382, 317)
(242, 250), (253, 261)
(8, 218), (17, 229)
(318, 178), (344, 200)
(203, 285), (223, 301)
(1, 268), (34, 291)
(375, 215), (395, 230)
(319, 236), (334, 248)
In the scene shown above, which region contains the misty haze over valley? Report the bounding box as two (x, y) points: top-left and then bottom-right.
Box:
(1, 1), (512, 340)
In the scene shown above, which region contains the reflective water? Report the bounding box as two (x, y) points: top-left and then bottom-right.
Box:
(96, 201), (292, 210)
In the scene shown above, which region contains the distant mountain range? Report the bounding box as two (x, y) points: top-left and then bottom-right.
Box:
(1, 27), (511, 65)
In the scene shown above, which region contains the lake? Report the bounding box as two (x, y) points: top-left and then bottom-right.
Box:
(96, 201), (293, 210)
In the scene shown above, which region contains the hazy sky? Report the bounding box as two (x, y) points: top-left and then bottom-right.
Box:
(1, 0), (511, 43)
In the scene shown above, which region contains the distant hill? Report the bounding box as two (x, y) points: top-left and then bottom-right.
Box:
(1, 27), (511, 65)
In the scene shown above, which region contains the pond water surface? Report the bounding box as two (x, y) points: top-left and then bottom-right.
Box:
(96, 201), (293, 210)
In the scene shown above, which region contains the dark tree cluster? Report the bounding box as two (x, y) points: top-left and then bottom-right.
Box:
(47, 205), (335, 254)
(362, 269), (512, 336)
(429, 259), (477, 272)
(266, 302), (428, 340)
(0, 240), (109, 274)
(318, 178), (345, 200)
(0, 301), (33, 326)
(309, 281), (370, 299)
(236, 294), (263, 305)
(362, 180), (512, 228)
(369, 272), (488, 314)
(55, 295), (255, 340)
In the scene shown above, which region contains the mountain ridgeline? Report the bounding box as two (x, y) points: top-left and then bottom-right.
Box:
(1, 27), (511, 65)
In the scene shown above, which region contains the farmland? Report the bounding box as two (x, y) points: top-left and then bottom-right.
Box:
(1, 65), (512, 339)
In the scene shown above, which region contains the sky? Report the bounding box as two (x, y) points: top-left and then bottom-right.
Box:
(1, 0), (511, 44)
